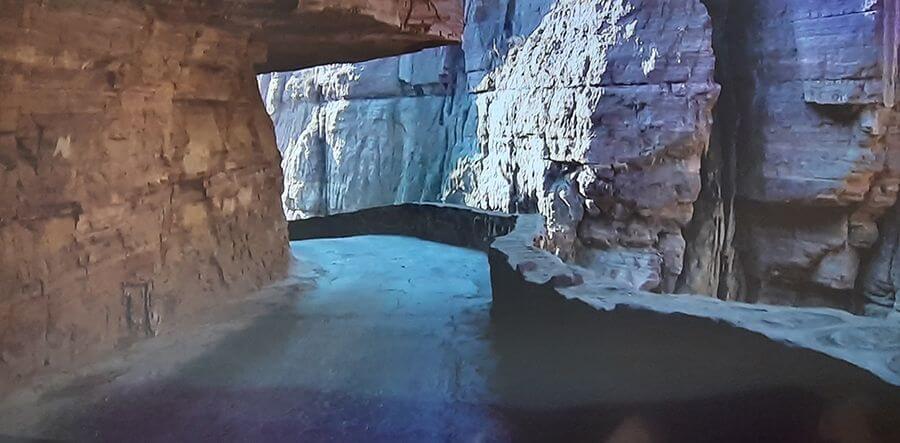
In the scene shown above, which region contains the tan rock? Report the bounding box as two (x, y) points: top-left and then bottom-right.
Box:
(0, 0), (462, 385)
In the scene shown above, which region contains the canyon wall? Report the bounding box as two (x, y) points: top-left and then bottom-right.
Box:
(266, 0), (900, 313)
(260, 53), (457, 218)
(0, 0), (462, 383)
(710, 0), (900, 311)
(265, 0), (719, 293)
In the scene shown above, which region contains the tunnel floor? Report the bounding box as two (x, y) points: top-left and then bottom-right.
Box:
(0, 236), (509, 441)
(1, 236), (899, 442)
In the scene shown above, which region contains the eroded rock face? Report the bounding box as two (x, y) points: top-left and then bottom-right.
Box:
(266, 0), (719, 292)
(718, 0), (900, 309)
(453, 0), (717, 293)
(0, 0), (462, 383)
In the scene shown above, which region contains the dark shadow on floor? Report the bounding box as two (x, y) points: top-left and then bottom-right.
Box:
(487, 278), (900, 443)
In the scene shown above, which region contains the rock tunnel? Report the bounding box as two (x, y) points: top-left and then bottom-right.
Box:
(2, 0), (900, 441)
(0, 0), (461, 381)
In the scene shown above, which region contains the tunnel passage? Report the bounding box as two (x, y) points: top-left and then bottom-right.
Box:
(2, 205), (899, 441)
(4, 0), (900, 440)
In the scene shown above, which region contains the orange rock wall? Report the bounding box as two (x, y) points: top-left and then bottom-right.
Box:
(0, 2), (290, 381)
(0, 0), (462, 383)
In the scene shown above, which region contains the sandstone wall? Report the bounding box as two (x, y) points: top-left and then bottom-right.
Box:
(1, 2), (286, 381)
(0, 0), (462, 384)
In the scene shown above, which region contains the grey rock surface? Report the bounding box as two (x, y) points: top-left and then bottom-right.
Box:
(258, 51), (455, 219)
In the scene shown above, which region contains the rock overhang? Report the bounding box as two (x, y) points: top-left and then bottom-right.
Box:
(4, 0), (463, 73)
(138, 0), (464, 73)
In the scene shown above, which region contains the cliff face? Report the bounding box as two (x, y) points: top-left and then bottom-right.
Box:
(0, 0), (462, 382)
(450, 0), (717, 295)
(266, 0), (900, 312)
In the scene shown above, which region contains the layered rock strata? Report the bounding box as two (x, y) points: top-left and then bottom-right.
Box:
(0, 0), (462, 383)
(719, 0), (900, 310)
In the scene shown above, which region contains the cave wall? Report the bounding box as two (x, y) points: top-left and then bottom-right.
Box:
(266, 0), (900, 312)
(0, 0), (462, 382)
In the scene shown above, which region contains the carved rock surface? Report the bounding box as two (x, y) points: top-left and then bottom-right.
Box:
(0, 0), (462, 384)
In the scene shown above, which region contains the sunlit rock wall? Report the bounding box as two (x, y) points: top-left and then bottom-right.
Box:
(264, 0), (719, 293)
(259, 50), (457, 218)
(448, 0), (718, 293)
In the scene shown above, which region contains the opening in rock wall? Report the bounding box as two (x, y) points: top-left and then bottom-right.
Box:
(809, 104), (866, 125)
(264, 0), (722, 297)
(264, 0), (900, 313)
